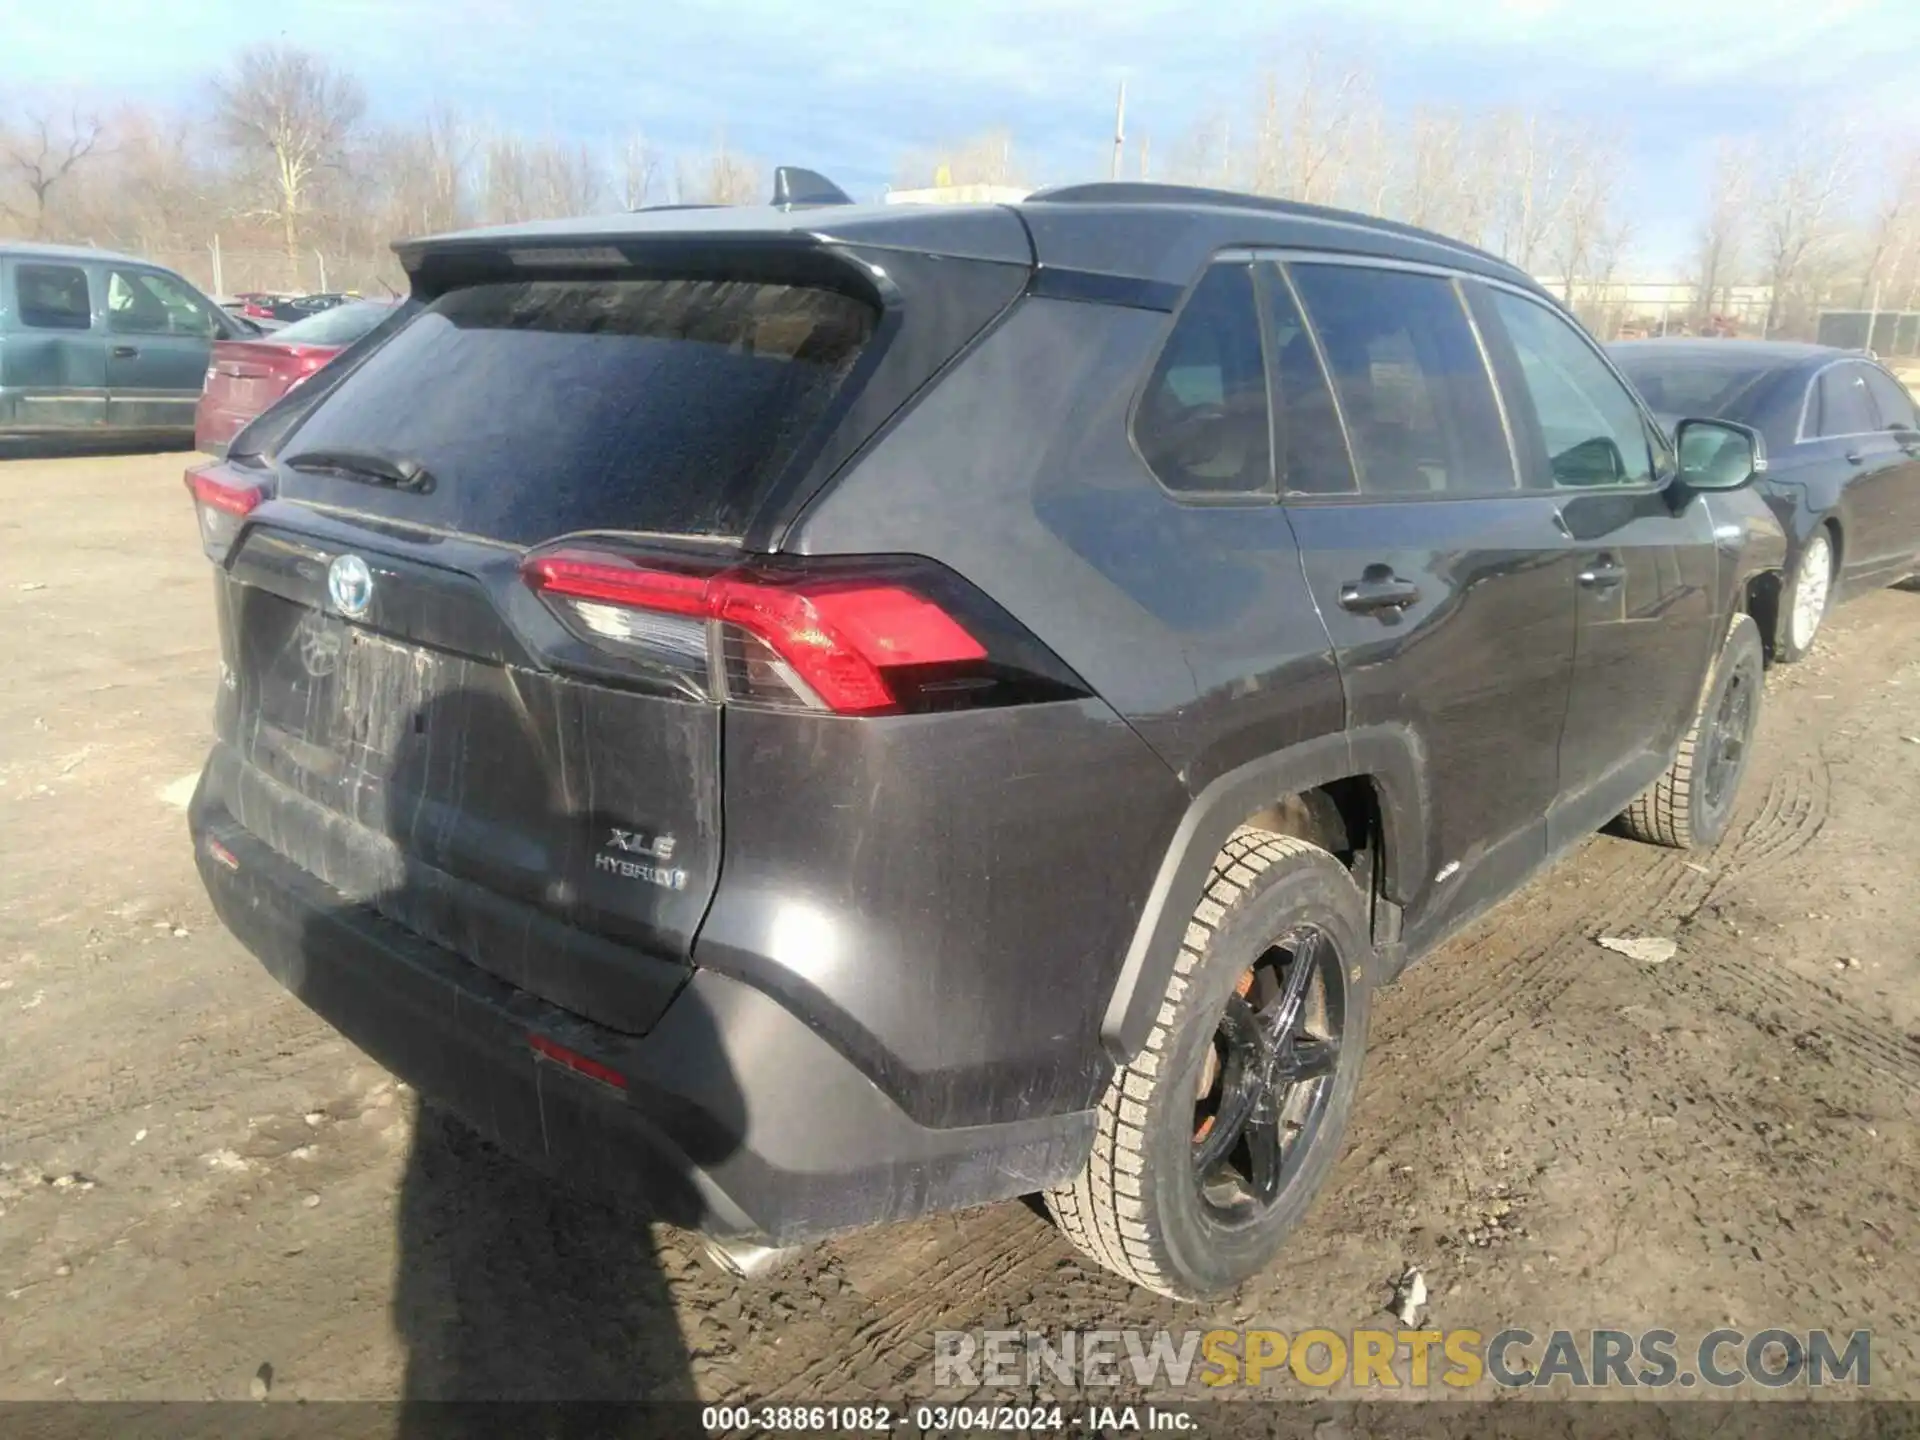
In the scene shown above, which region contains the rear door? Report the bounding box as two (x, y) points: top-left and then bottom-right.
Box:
(1, 258), (107, 430)
(1473, 283), (1718, 849)
(1804, 360), (1909, 584)
(1273, 258), (1581, 948)
(103, 266), (224, 431)
(210, 271), (878, 1032)
(1860, 363), (1920, 575)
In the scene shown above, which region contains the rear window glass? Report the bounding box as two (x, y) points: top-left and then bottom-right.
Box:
(1611, 352), (1778, 421)
(272, 299), (397, 346)
(1814, 365), (1878, 438)
(277, 278), (875, 542)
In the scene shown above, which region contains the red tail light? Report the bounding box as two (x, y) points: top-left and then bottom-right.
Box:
(242, 301), (273, 318)
(185, 464), (265, 561)
(525, 549), (988, 715)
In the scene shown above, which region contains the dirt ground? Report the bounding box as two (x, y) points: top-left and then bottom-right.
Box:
(2, 451), (1917, 1406)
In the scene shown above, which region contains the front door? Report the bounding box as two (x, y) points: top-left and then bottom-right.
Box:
(1470, 282), (1719, 850)
(102, 266), (222, 432)
(1272, 259), (1580, 948)
(1, 259), (107, 431)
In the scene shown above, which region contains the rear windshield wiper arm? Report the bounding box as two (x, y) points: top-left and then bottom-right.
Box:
(282, 448), (437, 495)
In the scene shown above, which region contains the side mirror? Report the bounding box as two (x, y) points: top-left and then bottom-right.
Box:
(1674, 418), (1766, 492)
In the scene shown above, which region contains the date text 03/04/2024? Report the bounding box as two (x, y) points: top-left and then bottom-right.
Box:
(699, 1404), (1197, 1432)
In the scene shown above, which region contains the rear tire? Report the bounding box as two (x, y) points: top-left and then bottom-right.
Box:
(1617, 614), (1764, 849)
(1045, 830), (1373, 1299)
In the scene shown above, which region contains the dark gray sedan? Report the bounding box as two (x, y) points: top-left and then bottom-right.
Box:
(1612, 339), (1920, 660)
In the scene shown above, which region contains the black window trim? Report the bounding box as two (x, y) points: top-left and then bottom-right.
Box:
(1261, 259), (1360, 499)
(1249, 248), (1526, 505)
(1126, 256), (1280, 507)
(1796, 357), (1913, 444)
(1473, 274), (1670, 498)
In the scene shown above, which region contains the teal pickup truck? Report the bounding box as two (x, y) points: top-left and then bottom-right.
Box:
(0, 242), (255, 447)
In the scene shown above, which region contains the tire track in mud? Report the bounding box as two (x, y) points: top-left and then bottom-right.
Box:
(1372, 700), (1833, 1096)
(751, 1210), (1154, 1398)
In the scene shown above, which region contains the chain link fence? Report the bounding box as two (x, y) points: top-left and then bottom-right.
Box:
(140, 242), (403, 301)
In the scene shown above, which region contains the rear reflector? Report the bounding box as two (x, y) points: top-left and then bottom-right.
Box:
(524, 549), (986, 715)
(528, 1033), (628, 1090)
(185, 464), (266, 562)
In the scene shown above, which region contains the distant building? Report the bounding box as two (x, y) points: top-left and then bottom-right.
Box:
(885, 184), (1031, 206)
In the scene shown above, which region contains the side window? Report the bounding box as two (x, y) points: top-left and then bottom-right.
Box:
(1260, 265), (1355, 496)
(1812, 365), (1878, 438)
(15, 263), (92, 331)
(107, 269), (219, 338)
(1862, 366), (1918, 432)
(1485, 288), (1654, 489)
(1287, 263), (1512, 497)
(1134, 263), (1272, 496)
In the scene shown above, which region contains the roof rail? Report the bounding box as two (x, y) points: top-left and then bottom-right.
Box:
(1024, 181), (1525, 279)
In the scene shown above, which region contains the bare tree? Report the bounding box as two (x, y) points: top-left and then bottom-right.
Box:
(618, 132), (659, 210)
(530, 140), (603, 217)
(1395, 109), (1501, 248)
(1755, 124), (1854, 336)
(1550, 128), (1626, 304)
(1854, 148), (1920, 310)
(214, 46), (365, 264)
(1253, 49), (1374, 206)
(0, 107), (104, 237)
(1691, 140), (1754, 325)
(1489, 110), (1573, 271)
(678, 138), (761, 205)
(374, 106), (473, 238)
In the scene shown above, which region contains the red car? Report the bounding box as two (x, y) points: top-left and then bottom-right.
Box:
(195, 300), (396, 455)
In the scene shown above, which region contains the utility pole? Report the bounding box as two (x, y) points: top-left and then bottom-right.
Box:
(1111, 80), (1126, 180)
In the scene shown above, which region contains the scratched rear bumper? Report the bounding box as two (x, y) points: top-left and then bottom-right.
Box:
(190, 769), (1095, 1245)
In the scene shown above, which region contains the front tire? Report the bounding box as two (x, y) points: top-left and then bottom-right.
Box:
(1775, 527), (1835, 663)
(1046, 830), (1373, 1299)
(1617, 614), (1764, 849)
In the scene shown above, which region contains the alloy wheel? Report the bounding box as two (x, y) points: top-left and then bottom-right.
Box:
(1790, 533), (1833, 654)
(1190, 923), (1346, 1224)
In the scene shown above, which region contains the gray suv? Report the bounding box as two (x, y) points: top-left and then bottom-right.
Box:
(186, 180), (1780, 1298)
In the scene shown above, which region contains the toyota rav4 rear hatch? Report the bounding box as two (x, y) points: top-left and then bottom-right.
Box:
(196, 223), (1032, 1034)
(195, 257), (914, 1033)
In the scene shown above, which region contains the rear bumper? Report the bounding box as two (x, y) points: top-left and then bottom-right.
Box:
(190, 775), (1094, 1244)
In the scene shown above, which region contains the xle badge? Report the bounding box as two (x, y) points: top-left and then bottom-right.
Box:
(595, 827), (689, 892)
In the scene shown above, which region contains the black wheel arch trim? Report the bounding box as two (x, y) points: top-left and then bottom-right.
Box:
(1100, 724), (1428, 1061)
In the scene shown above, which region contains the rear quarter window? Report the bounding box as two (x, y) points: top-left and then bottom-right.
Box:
(277, 277), (875, 543)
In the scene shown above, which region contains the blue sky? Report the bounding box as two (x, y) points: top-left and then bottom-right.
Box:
(12, 0), (1919, 271)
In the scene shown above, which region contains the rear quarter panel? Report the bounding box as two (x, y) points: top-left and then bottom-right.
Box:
(763, 295), (1347, 1124)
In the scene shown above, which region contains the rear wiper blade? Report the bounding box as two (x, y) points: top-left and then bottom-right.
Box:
(283, 448), (437, 495)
